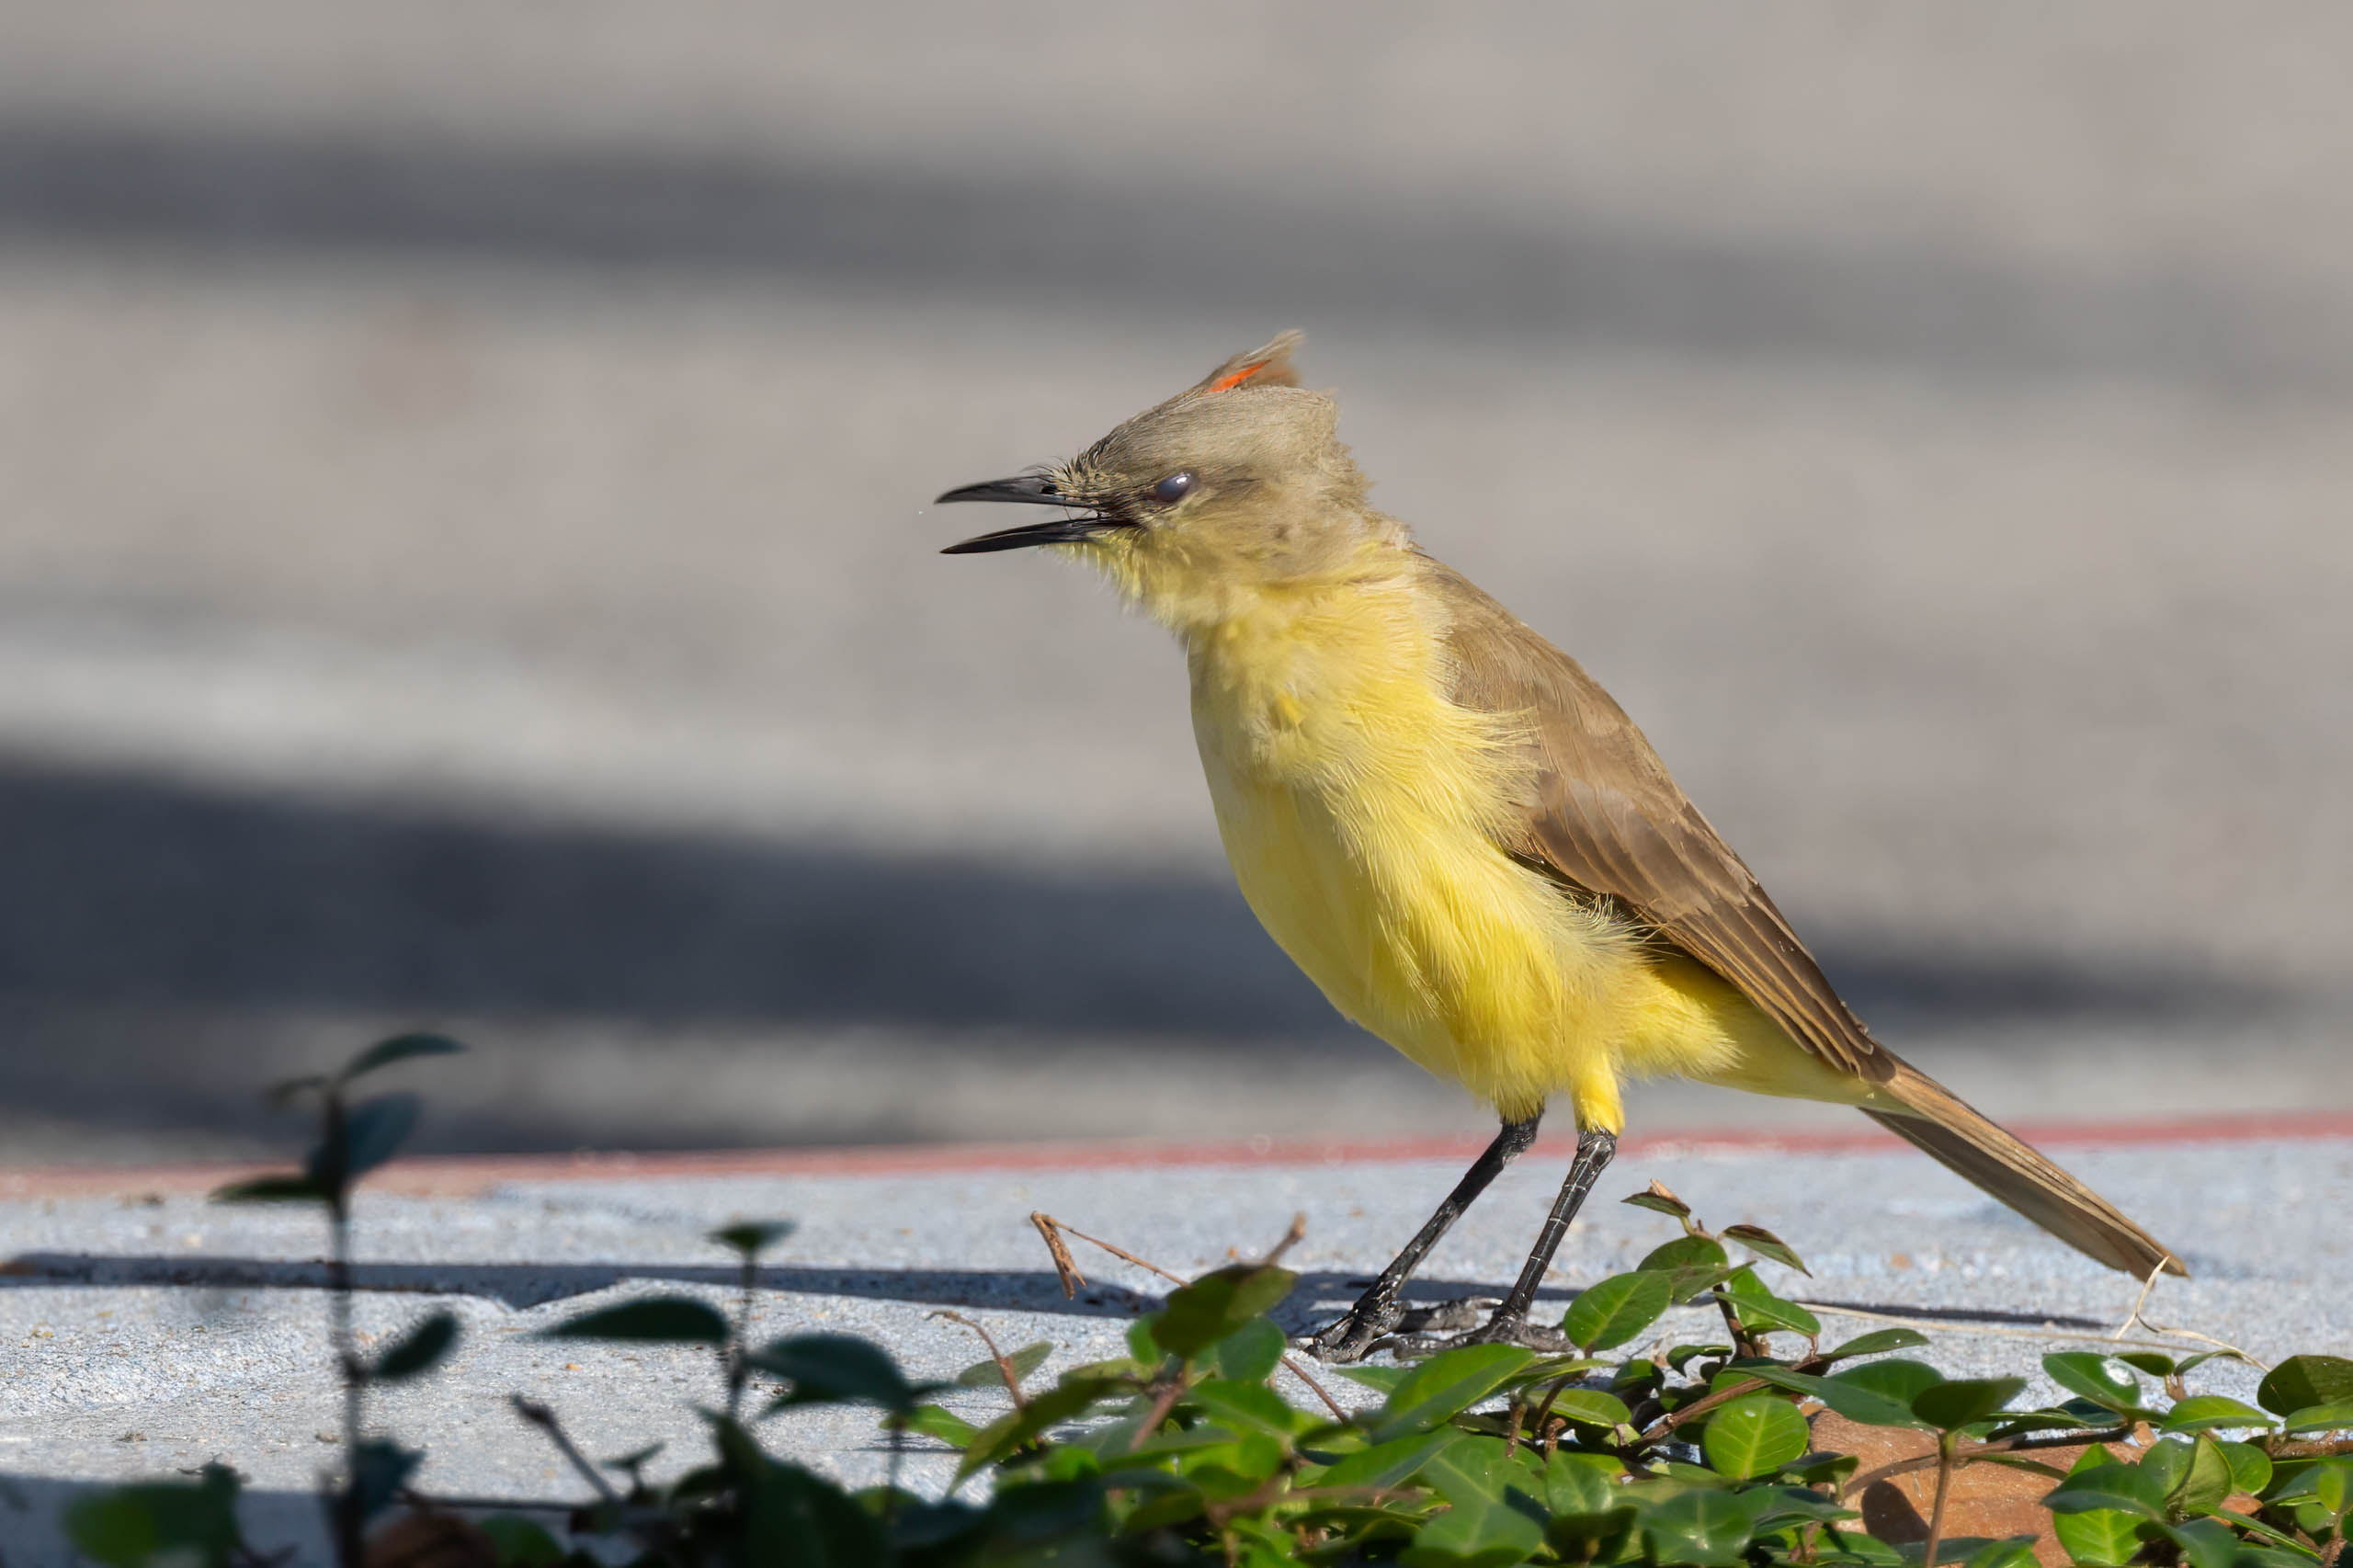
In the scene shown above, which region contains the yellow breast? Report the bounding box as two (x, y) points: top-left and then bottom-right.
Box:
(1184, 571), (1667, 1127)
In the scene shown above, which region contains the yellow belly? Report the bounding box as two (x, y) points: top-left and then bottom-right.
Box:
(1183, 585), (1857, 1132)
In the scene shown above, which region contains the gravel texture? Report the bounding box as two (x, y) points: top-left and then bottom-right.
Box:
(4, 1134), (2347, 1562)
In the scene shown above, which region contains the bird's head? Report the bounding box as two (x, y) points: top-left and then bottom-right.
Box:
(938, 332), (1398, 629)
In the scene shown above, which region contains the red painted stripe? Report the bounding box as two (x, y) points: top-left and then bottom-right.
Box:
(2, 1110), (2348, 1199)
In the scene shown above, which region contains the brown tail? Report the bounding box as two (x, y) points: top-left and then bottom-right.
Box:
(1867, 1061), (2187, 1278)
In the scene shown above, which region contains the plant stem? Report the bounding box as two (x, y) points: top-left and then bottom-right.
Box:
(1922, 1432), (1958, 1568)
(324, 1090), (364, 1568)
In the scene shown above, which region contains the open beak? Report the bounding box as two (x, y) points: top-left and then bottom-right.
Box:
(936, 473), (1117, 554)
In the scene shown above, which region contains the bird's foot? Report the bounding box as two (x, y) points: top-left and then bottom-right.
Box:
(1383, 1300), (1572, 1358)
(1301, 1297), (1407, 1363)
(1306, 1297), (1573, 1361)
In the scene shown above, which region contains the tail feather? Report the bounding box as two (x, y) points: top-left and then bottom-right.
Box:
(1869, 1062), (2187, 1278)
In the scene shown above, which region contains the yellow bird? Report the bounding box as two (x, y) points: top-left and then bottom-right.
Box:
(938, 332), (2182, 1362)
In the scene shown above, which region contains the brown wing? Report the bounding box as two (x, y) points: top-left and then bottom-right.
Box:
(1427, 558), (1889, 1081)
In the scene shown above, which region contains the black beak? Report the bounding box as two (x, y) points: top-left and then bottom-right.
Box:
(936, 474), (1116, 554)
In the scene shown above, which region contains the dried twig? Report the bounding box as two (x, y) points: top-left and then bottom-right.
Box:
(1794, 1300), (2252, 1360)
(1281, 1354), (1349, 1422)
(1128, 1380), (1188, 1453)
(1029, 1212), (1086, 1298)
(1029, 1210), (1346, 1420)
(1261, 1212), (1308, 1268)
(930, 1310), (1027, 1413)
(2106, 1268), (2263, 1368)
(1029, 1211), (1187, 1286)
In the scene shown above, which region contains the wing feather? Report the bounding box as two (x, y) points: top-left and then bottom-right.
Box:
(1428, 559), (1887, 1080)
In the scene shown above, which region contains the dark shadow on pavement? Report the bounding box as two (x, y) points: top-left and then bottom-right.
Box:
(1, 1248), (1553, 1321)
(0, 753), (2292, 1153)
(0, 755), (2270, 1038)
(2, 1251), (2109, 1333)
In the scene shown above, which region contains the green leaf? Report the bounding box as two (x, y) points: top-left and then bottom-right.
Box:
(1152, 1265), (1296, 1358)
(2271, 1459), (2353, 1517)
(1190, 1379), (1304, 1439)
(2281, 1403), (2353, 1435)
(1420, 1434), (1523, 1507)
(476, 1515), (565, 1567)
(2050, 1505), (2142, 1567)
(1836, 1357), (1943, 1402)
(1547, 1503), (1642, 1564)
(1702, 1393), (1812, 1479)
(1961, 1540), (2041, 1568)
(738, 1452), (890, 1566)
(1204, 1317), (1287, 1382)
(2043, 1353), (2155, 1416)
(1562, 1270), (1674, 1352)
(2141, 1435), (2193, 1495)
(1643, 1488), (1770, 1568)
(2320, 1460), (2351, 1517)
(2044, 1463), (2171, 1521)
(2217, 1440), (2271, 1495)
(2046, 1456), (2148, 1568)
(1547, 1388), (1632, 1429)
(2162, 1395), (2275, 1434)
(1735, 1361), (1923, 1428)
(1718, 1267), (1821, 1336)
(340, 1031), (466, 1083)
(1332, 1362), (1411, 1397)
(1372, 1344), (1535, 1442)
(1318, 1427), (1457, 1492)
(953, 1378), (1123, 1483)
(336, 1092), (421, 1183)
(750, 1333), (917, 1415)
(1404, 1496), (1544, 1568)
(1821, 1358), (1945, 1429)
(541, 1295), (729, 1343)
(2115, 1352), (2177, 1377)
(1640, 1233), (1730, 1274)
(2156, 1517), (2237, 1568)
(370, 1311), (459, 1383)
(1822, 1326), (1931, 1362)
(953, 1341), (1053, 1392)
(1913, 1377), (2026, 1432)
(1623, 1181), (1693, 1221)
(2258, 1357), (2353, 1419)
(63, 1466), (244, 1568)
(1543, 1450), (1618, 1514)
(2168, 1436), (2234, 1519)
(709, 1220), (796, 1257)
(1721, 1223), (1809, 1274)
(896, 1403), (977, 1449)
(211, 1172), (329, 1204)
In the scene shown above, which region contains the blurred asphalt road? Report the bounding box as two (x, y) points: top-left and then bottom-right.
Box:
(0, 4), (2347, 1162)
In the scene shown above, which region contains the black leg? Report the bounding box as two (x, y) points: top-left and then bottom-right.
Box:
(1389, 1127), (1618, 1355)
(1304, 1112), (1542, 1362)
(1495, 1128), (1618, 1325)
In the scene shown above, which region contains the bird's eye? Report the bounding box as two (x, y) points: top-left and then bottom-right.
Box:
(1150, 472), (1196, 506)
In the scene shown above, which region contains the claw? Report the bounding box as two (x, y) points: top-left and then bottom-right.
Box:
(1383, 1312), (1574, 1358)
(1306, 1296), (1573, 1361)
(1302, 1299), (1407, 1363)
(1391, 1298), (1497, 1335)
